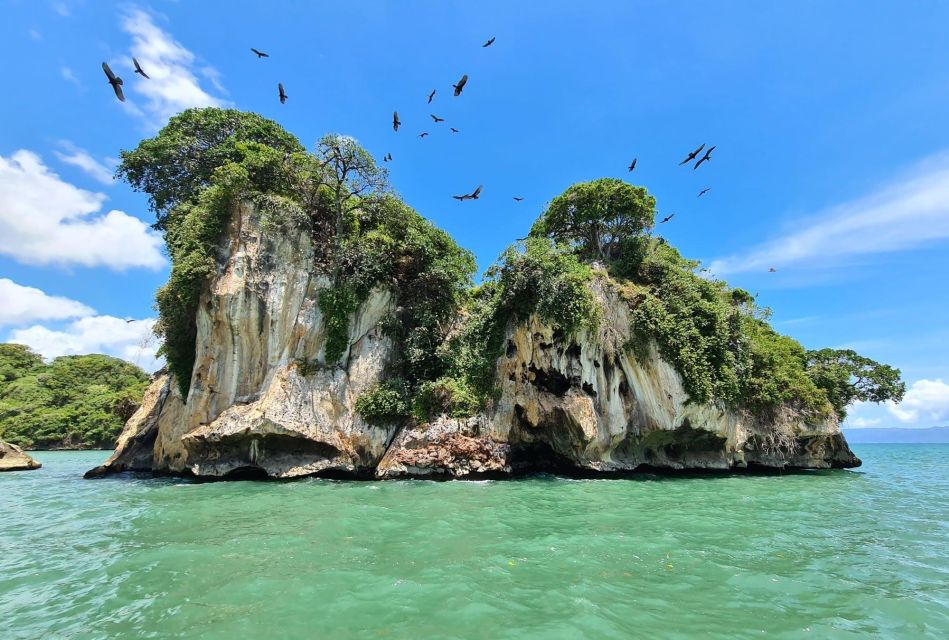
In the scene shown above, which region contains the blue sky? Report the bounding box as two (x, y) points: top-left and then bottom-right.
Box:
(2, 0), (948, 427)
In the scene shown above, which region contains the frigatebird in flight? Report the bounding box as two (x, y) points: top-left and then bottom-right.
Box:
(428, 89), (436, 103)
(251, 48), (269, 58)
(698, 188), (711, 197)
(132, 57), (149, 79)
(278, 83), (287, 104)
(693, 146), (716, 170)
(383, 153), (392, 162)
(679, 143), (705, 165)
(453, 185), (483, 201)
(450, 127), (459, 133)
(513, 197), (524, 202)
(453, 74), (468, 96)
(393, 111), (401, 131)
(101, 62), (124, 101)
(431, 114), (445, 123)
(418, 132), (429, 138)
(483, 37), (496, 47)
(628, 158), (637, 172)
(660, 214), (675, 224)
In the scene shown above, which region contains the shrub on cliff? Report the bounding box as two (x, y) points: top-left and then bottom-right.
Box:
(0, 346), (150, 449)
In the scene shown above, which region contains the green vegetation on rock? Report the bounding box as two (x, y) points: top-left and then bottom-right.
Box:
(0, 344), (150, 449)
(119, 107), (903, 427)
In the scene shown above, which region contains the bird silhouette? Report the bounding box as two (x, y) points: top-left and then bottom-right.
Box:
(125, 318), (136, 323)
(101, 62), (125, 101)
(383, 153), (392, 162)
(430, 114), (445, 123)
(132, 57), (149, 79)
(483, 36), (496, 47)
(693, 146), (716, 169)
(628, 158), (637, 172)
(453, 185), (483, 200)
(698, 187), (711, 197)
(278, 83), (287, 104)
(513, 197), (524, 202)
(393, 111), (400, 131)
(450, 127), (459, 133)
(251, 48), (269, 58)
(453, 74), (468, 96)
(679, 143), (706, 165)
(418, 132), (429, 138)
(428, 89), (436, 103)
(768, 267), (777, 273)
(660, 214), (675, 224)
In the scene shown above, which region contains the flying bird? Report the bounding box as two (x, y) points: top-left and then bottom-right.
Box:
(428, 89), (436, 103)
(693, 146), (716, 170)
(251, 48), (269, 58)
(124, 318), (136, 323)
(453, 74), (468, 96)
(768, 267), (777, 273)
(698, 187), (711, 197)
(101, 62), (125, 101)
(483, 36), (496, 47)
(383, 153), (392, 162)
(393, 111), (401, 131)
(513, 197), (524, 202)
(278, 83), (287, 104)
(453, 185), (483, 201)
(418, 132), (429, 138)
(132, 57), (149, 79)
(628, 158), (637, 172)
(679, 143), (706, 166)
(450, 127), (459, 133)
(660, 214), (675, 224)
(430, 114), (445, 123)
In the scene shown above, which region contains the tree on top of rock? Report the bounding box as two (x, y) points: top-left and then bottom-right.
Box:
(529, 178), (656, 262)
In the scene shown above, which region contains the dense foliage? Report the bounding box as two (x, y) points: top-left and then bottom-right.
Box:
(119, 107), (902, 426)
(0, 345), (150, 449)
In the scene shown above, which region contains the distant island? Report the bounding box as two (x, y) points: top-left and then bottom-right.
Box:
(843, 427), (949, 444)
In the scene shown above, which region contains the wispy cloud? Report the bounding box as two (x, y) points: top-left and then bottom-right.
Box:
(0, 150), (164, 270)
(119, 8), (228, 127)
(53, 141), (116, 185)
(60, 65), (81, 87)
(0, 278), (94, 327)
(709, 152), (949, 276)
(887, 379), (949, 424)
(29, 29), (42, 41)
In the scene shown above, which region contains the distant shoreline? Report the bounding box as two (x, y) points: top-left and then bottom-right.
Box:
(843, 426), (949, 444)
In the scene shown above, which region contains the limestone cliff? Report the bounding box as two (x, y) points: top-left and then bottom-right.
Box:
(0, 440), (41, 472)
(88, 201), (859, 480)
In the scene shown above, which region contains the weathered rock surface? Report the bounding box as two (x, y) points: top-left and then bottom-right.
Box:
(0, 440), (41, 472)
(90, 202), (859, 480)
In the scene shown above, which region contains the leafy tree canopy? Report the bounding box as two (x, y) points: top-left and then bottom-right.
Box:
(0, 347), (150, 449)
(805, 348), (906, 419)
(117, 107), (305, 229)
(529, 178), (656, 262)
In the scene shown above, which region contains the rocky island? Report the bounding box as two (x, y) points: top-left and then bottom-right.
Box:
(0, 440), (41, 472)
(87, 108), (904, 480)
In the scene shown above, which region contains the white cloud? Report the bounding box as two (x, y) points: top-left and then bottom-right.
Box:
(53, 141), (116, 185)
(848, 417), (882, 428)
(886, 379), (949, 424)
(119, 8), (228, 126)
(709, 153), (949, 275)
(0, 278), (94, 326)
(0, 149), (164, 269)
(60, 66), (80, 86)
(9, 316), (163, 373)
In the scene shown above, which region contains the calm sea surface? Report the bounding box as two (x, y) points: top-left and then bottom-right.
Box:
(1, 445), (947, 639)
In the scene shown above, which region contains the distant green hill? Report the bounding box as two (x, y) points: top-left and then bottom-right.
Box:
(843, 427), (949, 444)
(0, 344), (150, 450)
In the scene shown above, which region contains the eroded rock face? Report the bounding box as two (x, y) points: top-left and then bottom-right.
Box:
(90, 203), (859, 480)
(0, 440), (41, 472)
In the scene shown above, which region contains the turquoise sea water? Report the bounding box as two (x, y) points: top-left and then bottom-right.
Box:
(1, 445), (947, 639)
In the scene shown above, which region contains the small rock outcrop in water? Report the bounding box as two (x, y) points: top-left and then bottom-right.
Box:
(0, 440), (41, 472)
(89, 201), (858, 480)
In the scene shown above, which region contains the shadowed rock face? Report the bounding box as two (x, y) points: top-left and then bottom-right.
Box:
(0, 440), (41, 472)
(89, 203), (859, 481)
